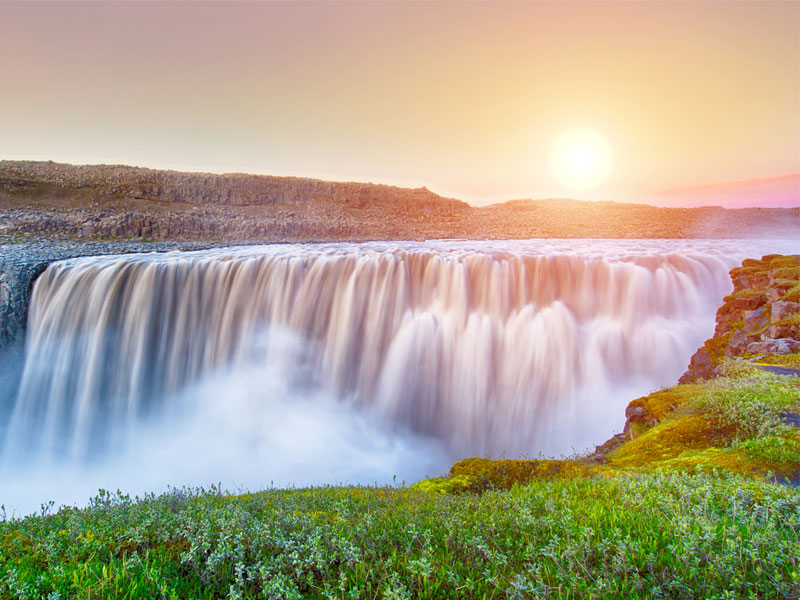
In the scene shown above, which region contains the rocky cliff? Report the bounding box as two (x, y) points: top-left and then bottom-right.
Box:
(680, 254), (800, 382)
(2, 160), (798, 241)
(0, 160), (467, 211)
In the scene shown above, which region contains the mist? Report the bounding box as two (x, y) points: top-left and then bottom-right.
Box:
(1, 327), (450, 517)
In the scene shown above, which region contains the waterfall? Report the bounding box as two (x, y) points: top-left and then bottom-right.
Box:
(2, 239), (747, 476)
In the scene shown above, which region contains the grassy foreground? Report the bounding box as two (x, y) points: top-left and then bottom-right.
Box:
(1, 472), (798, 600)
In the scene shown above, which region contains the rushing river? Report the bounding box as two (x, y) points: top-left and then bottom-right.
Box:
(1, 239), (798, 514)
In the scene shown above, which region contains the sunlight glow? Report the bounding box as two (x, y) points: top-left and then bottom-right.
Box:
(551, 129), (612, 192)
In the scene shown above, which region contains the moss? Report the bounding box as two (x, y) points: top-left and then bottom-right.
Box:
(407, 473), (477, 495)
(723, 287), (766, 302)
(770, 266), (800, 281)
(626, 384), (704, 425)
(751, 353), (800, 368)
(441, 457), (598, 492)
(768, 254), (799, 270)
(736, 433), (800, 476)
(780, 288), (800, 303)
(703, 329), (733, 363)
(740, 258), (766, 269)
(774, 312), (800, 328)
(608, 414), (736, 469)
(649, 447), (779, 477)
(607, 366), (800, 478)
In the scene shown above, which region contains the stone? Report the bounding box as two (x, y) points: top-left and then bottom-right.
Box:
(746, 338), (800, 355)
(681, 347), (713, 382)
(767, 282), (797, 303)
(624, 405), (651, 424)
(767, 323), (797, 339)
(725, 329), (749, 356)
(743, 306), (769, 334)
(771, 300), (799, 323)
(733, 295), (766, 311)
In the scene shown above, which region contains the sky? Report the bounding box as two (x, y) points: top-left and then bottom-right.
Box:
(0, 1), (798, 207)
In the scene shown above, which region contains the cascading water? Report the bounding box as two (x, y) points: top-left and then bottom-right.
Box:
(1, 239), (795, 513)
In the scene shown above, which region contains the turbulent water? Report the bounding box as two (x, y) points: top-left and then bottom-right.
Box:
(1, 239), (797, 513)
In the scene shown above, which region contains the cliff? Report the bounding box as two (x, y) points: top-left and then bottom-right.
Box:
(680, 254), (800, 381)
(2, 160), (798, 241)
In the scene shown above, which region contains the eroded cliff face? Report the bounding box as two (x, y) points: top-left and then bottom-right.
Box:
(0, 160), (467, 210)
(680, 254), (800, 382)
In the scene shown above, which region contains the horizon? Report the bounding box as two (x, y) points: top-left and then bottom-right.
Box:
(1, 1), (798, 208)
(3, 157), (799, 210)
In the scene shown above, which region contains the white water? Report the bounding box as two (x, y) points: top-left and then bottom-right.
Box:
(1, 239), (797, 514)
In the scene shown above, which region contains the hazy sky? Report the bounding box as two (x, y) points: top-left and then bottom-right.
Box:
(1, 1), (798, 205)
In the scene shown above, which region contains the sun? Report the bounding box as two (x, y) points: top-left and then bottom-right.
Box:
(550, 129), (612, 192)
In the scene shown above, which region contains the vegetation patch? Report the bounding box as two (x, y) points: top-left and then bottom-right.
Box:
(752, 352), (800, 368)
(2, 474), (799, 599)
(781, 283), (800, 303)
(608, 414), (731, 469)
(692, 361), (798, 441)
(625, 384), (702, 425)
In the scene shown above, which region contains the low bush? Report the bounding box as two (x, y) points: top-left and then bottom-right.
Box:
(691, 360), (799, 442)
(1, 472), (799, 599)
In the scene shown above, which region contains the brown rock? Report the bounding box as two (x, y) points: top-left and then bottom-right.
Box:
(625, 405), (649, 421)
(725, 329), (749, 356)
(771, 300), (799, 323)
(767, 281), (797, 302)
(683, 347), (713, 381)
(746, 338), (800, 355)
(743, 306), (769, 334)
(733, 295), (766, 311)
(766, 323), (797, 339)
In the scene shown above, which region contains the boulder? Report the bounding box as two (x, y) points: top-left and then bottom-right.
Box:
(766, 323), (798, 339)
(771, 300), (799, 323)
(725, 329), (749, 356)
(733, 295), (766, 311)
(767, 282), (797, 302)
(625, 404), (652, 423)
(746, 338), (800, 355)
(681, 347), (713, 381)
(743, 306), (769, 334)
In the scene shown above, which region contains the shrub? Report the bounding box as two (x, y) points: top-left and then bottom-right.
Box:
(691, 360), (799, 442)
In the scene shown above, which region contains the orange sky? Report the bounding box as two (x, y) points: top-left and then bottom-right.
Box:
(0, 1), (798, 206)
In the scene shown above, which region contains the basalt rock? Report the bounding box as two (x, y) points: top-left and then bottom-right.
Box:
(680, 254), (799, 383)
(743, 306), (770, 335)
(598, 254), (799, 464)
(772, 300), (799, 323)
(746, 338), (800, 355)
(733, 295), (767, 311)
(725, 329), (750, 356)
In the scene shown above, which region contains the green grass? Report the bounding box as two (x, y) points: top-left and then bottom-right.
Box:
(604, 361), (800, 478)
(1, 473), (799, 599)
(692, 361), (798, 440)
